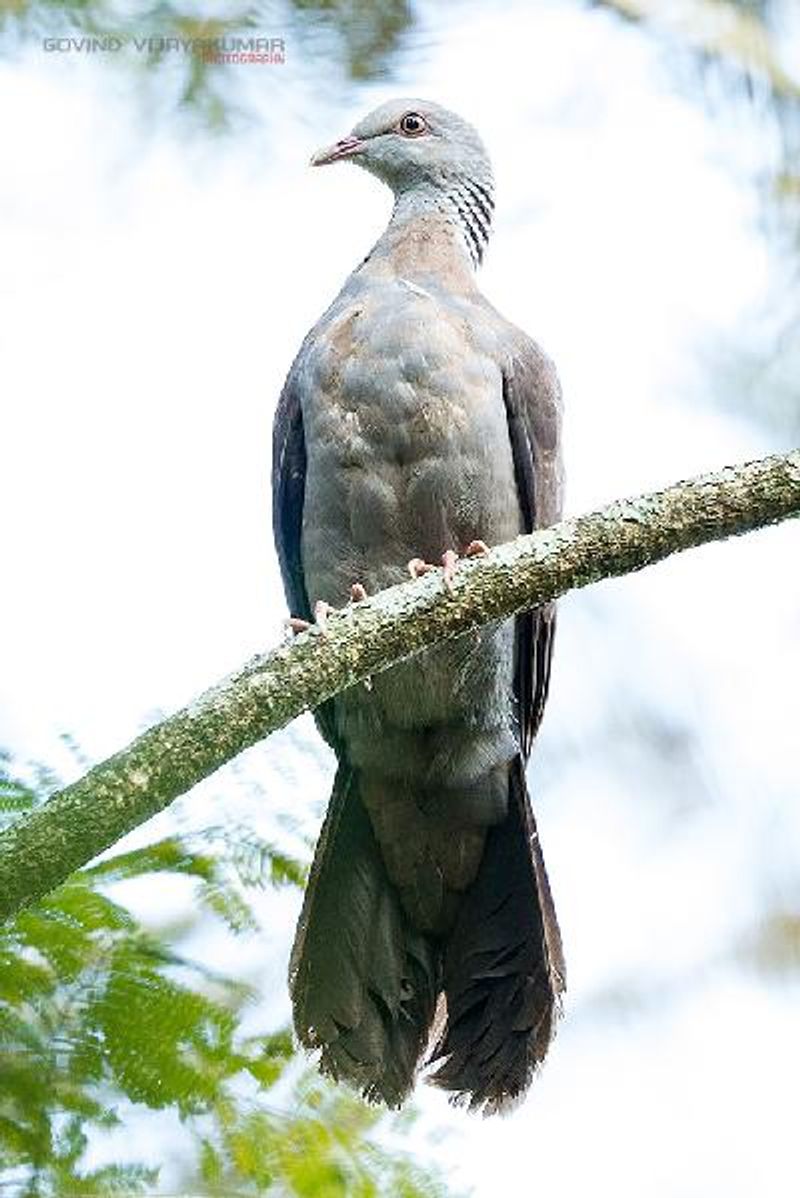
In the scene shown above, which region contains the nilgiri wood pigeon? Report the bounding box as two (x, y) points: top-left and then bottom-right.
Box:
(272, 98), (565, 1112)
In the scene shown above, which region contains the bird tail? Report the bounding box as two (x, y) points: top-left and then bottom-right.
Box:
(428, 756), (565, 1113)
(289, 763), (439, 1107)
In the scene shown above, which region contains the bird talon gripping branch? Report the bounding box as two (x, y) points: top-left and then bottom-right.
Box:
(407, 556), (436, 579)
(285, 599), (336, 636)
(441, 548), (459, 592)
(408, 543), (488, 592)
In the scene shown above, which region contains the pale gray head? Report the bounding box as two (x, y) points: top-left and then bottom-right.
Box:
(311, 98), (495, 266)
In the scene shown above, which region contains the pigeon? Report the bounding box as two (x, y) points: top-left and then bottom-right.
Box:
(272, 98), (565, 1113)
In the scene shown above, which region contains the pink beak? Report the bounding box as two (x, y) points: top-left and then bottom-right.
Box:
(310, 135), (365, 167)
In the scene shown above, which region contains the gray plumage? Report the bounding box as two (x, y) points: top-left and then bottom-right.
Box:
(273, 98), (565, 1112)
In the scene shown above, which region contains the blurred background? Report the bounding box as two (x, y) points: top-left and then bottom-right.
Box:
(1, 0), (799, 1194)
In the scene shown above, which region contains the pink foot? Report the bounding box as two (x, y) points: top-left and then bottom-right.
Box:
(286, 616), (311, 635)
(286, 584), (367, 638)
(407, 542), (489, 594)
(286, 599), (335, 636)
(441, 549), (458, 592)
(407, 557), (434, 579)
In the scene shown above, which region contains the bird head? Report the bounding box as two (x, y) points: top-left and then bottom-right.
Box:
(310, 98), (493, 198)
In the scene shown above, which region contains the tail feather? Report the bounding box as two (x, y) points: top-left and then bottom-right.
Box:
(289, 765), (439, 1106)
(428, 757), (565, 1113)
(291, 758), (563, 1112)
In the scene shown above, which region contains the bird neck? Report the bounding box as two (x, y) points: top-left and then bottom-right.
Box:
(364, 177), (495, 285)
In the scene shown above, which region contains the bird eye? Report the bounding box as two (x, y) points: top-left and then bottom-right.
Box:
(398, 112), (427, 136)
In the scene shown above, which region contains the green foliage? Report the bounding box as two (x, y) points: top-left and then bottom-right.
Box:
(0, 0), (412, 129)
(598, 0), (800, 102)
(191, 1076), (453, 1197)
(738, 909), (800, 976)
(290, 0), (411, 81)
(0, 756), (452, 1196)
(0, 750), (37, 817)
(0, 0), (254, 127)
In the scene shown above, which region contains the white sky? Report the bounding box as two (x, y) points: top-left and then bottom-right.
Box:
(1, 2), (799, 1194)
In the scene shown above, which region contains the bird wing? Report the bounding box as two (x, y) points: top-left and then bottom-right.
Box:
(500, 335), (564, 758)
(272, 361), (341, 749)
(272, 366), (311, 625)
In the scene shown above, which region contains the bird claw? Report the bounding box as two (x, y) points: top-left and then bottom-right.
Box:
(286, 616), (312, 635)
(288, 546), (489, 637)
(285, 599), (336, 637)
(286, 587), (366, 638)
(313, 600), (335, 630)
(407, 542), (489, 594)
(441, 549), (458, 592)
(407, 557), (436, 580)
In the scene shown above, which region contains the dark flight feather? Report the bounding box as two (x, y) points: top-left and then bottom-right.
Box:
(425, 343), (565, 1109)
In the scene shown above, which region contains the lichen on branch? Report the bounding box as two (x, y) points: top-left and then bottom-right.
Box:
(0, 448), (797, 924)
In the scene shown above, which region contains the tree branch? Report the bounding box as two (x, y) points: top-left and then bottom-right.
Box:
(1, 449), (798, 923)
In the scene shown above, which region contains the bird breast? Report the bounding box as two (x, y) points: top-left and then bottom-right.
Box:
(299, 280), (521, 606)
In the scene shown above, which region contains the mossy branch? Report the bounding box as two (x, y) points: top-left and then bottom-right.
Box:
(1, 449), (798, 924)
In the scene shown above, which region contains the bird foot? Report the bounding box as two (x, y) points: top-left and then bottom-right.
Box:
(285, 584), (368, 637)
(407, 541), (489, 593)
(286, 599), (335, 636)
